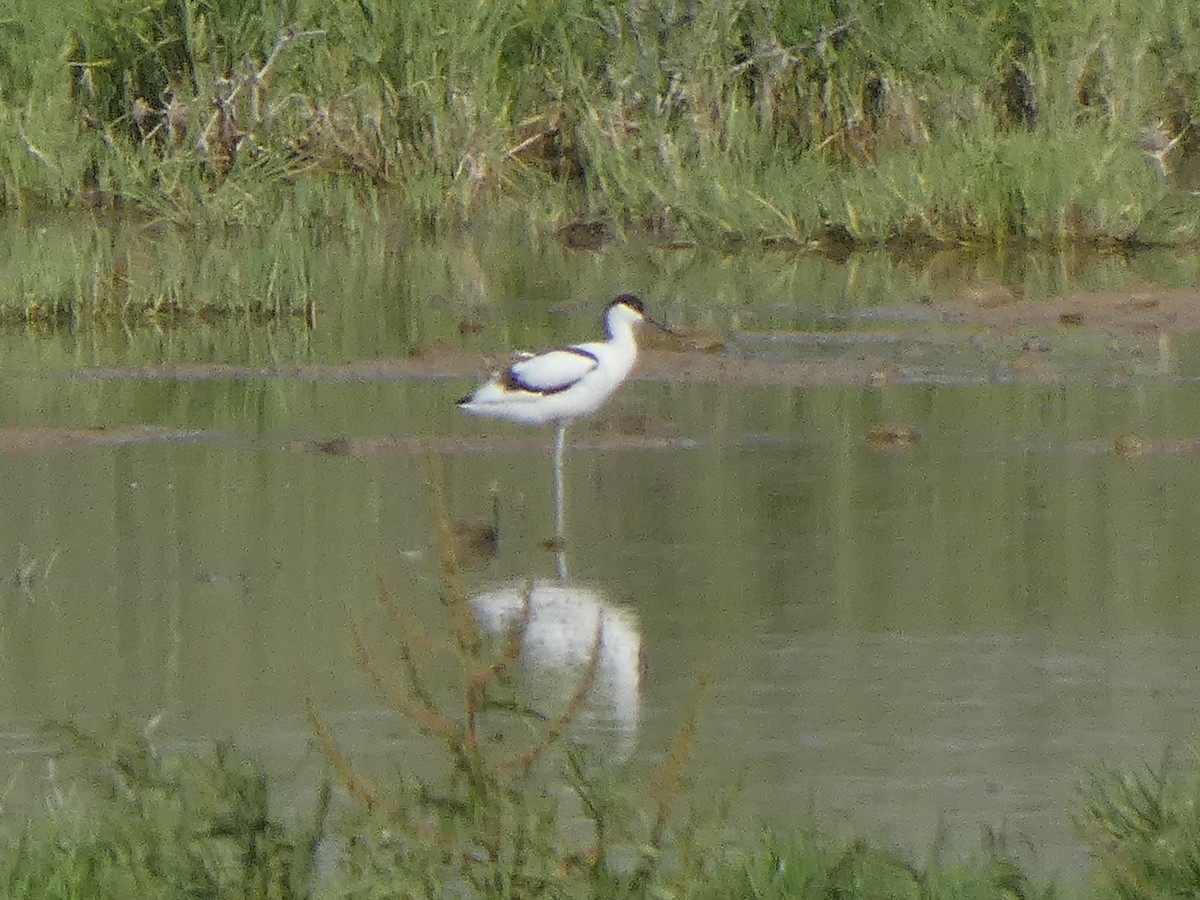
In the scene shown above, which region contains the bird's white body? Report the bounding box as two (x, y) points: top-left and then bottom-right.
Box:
(457, 299), (648, 426)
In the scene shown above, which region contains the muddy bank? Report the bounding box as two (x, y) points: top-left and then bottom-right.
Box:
(939, 283), (1200, 333)
(0, 425), (209, 454)
(8, 284), (1200, 457)
(61, 285), (1200, 390)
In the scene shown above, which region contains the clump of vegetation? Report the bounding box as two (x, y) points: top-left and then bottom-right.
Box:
(0, 214), (323, 327)
(695, 828), (1053, 900)
(1078, 758), (1200, 898)
(305, 461), (716, 896)
(2, 0), (1199, 245)
(0, 718), (325, 899)
(306, 586), (711, 897)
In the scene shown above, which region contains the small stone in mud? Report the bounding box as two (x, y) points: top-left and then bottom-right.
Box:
(1113, 434), (1146, 460)
(1122, 297), (1159, 311)
(452, 518), (499, 567)
(867, 422), (921, 451)
(1022, 337), (1051, 353)
(313, 436), (352, 456)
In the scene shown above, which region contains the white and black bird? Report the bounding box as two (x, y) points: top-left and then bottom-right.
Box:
(458, 294), (666, 549)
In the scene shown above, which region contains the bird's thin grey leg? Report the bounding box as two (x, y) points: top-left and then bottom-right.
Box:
(553, 423), (567, 580)
(554, 546), (568, 583)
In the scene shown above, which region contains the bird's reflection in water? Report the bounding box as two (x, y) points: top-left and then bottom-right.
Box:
(470, 580), (642, 759)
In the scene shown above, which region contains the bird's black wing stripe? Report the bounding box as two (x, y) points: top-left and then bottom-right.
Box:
(502, 346), (599, 395)
(564, 346), (600, 363)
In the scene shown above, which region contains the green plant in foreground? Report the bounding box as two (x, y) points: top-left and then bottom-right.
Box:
(306, 461), (713, 898)
(1, 718), (327, 899)
(695, 827), (1055, 900)
(1078, 759), (1200, 899)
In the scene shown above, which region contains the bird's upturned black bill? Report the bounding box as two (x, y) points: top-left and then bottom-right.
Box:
(646, 314), (672, 334)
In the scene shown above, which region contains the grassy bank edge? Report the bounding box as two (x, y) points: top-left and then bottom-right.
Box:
(6, 721), (1199, 898)
(1, 0), (1198, 248)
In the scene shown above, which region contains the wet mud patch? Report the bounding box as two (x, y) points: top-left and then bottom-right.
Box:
(939, 284), (1200, 334)
(1054, 435), (1200, 461)
(0, 425), (209, 455)
(287, 428), (703, 459)
(64, 332), (1147, 389)
(31, 283), (1200, 460)
(66, 285), (1200, 390)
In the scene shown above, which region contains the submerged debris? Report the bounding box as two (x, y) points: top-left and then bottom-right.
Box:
(1113, 433), (1147, 460)
(867, 422), (921, 451)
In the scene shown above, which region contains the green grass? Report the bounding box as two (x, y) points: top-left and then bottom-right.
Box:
(1, 0), (1198, 246)
(1077, 760), (1200, 899)
(12, 726), (1200, 898)
(0, 207), (377, 326)
(0, 720), (322, 899)
(5, 202), (1200, 335)
(694, 828), (1055, 900)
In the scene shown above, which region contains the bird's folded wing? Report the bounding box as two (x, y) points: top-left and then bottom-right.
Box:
(503, 347), (598, 394)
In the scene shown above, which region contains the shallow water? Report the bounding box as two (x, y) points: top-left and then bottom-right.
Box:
(4, 227), (1200, 881)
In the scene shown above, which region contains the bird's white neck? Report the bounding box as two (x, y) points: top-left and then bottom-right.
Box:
(604, 307), (641, 348)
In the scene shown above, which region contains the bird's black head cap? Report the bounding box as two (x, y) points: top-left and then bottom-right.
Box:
(610, 293), (646, 315)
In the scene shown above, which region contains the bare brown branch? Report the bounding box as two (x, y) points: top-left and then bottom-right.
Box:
(467, 579), (532, 694)
(423, 451), (480, 657)
(350, 619), (459, 740)
(304, 695), (401, 818)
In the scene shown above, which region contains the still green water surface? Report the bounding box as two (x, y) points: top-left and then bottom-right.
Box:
(3, 227), (1200, 880)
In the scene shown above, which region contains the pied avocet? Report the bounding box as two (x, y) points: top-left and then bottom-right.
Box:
(458, 294), (666, 548)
